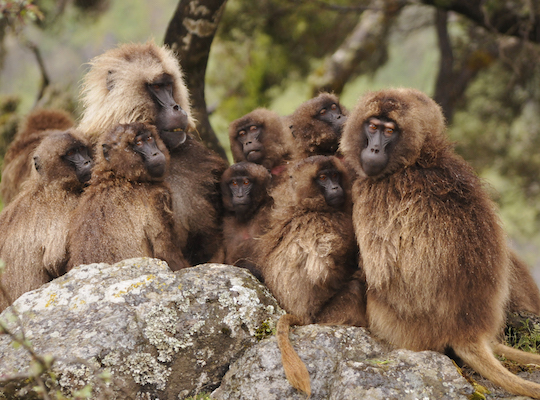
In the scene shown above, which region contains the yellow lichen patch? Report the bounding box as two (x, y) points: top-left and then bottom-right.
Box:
(45, 293), (58, 308)
(112, 275), (157, 298)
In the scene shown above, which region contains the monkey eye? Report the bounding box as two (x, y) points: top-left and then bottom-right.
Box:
(238, 130), (246, 137)
(249, 125), (258, 132)
(332, 172), (339, 179)
(151, 84), (161, 91)
(384, 127), (394, 136)
(331, 103), (337, 110)
(318, 174), (327, 181)
(231, 179), (238, 186)
(368, 123), (377, 131)
(319, 108), (327, 115)
(147, 136), (154, 142)
(65, 148), (77, 157)
(243, 178), (250, 185)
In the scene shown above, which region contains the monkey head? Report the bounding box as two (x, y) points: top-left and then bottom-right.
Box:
(229, 108), (293, 171)
(78, 41), (195, 149)
(221, 162), (272, 219)
(340, 88), (446, 179)
(288, 92), (348, 158)
(96, 123), (170, 182)
(32, 129), (93, 190)
(288, 155), (350, 211)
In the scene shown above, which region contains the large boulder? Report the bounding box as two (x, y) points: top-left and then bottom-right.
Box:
(0, 259), (282, 399)
(212, 325), (475, 400)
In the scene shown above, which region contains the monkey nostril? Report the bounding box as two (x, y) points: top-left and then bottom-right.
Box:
(173, 104), (179, 111)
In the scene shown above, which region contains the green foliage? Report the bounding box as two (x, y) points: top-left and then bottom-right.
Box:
(254, 319), (275, 341)
(505, 317), (540, 354)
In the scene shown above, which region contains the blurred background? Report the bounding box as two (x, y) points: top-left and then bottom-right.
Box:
(1, 0), (540, 282)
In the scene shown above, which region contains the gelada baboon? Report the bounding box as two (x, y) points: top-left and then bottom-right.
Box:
(229, 108), (294, 179)
(0, 129), (92, 312)
(258, 155), (367, 395)
(340, 87), (540, 397)
(67, 123), (188, 272)
(0, 108), (74, 204)
(286, 92), (348, 160)
(221, 162), (273, 281)
(78, 41), (227, 265)
(507, 250), (540, 314)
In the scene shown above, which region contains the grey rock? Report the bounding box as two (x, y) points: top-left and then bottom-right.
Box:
(212, 325), (476, 400)
(0, 259), (282, 399)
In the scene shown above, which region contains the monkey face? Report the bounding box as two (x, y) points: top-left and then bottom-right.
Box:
(62, 144), (93, 183)
(147, 73), (189, 150)
(228, 175), (253, 213)
(236, 125), (265, 163)
(360, 117), (399, 177)
(316, 101), (348, 137)
(132, 129), (168, 179)
(316, 168), (345, 208)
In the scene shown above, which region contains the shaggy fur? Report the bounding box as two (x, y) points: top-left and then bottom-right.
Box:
(229, 108), (294, 175)
(0, 109), (74, 204)
(67, 123), (188, 272)
(221, 162), (273, 278)
(78, 41), (194, 139)
(340, 87), (540, 397)
(0, 129), (91, 312)
(286, 92), (348, 159)
(77, 41), (227, 265)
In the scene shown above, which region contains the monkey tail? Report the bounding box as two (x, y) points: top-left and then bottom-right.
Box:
(455, 340), (540, 398)
(493, 342), (540, 365)
(276, 313), (312, 397)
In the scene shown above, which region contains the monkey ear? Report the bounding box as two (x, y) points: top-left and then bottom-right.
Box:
(106, 70), (115, 91)
(102, 143), (111, 162)
(33, 155), (43, 174)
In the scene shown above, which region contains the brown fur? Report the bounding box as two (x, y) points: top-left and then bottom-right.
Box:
(340, 87), (540, 398)
(507, 250), (540, 314)
(78, 41), (194, 139)
(77, 41), (227, 265)
(0, 109), (74, 204)
(229, 108), (294, 176)
(286, 92), (348, 159)
(221, 162), (272, 279)
(262, 155), (366, 395)
(67, 123), (188, 272)
(0, 129), (91, 312)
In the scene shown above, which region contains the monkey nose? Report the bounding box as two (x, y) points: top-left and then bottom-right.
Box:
(370, 148), (380, 154)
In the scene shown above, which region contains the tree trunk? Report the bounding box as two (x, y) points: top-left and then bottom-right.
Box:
(164, 0), (228, 160)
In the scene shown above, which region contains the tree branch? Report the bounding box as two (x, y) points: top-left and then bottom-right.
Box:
(164, 0), (228, 160)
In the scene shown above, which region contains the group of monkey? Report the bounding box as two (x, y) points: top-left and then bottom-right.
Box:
(1, 40), (540, 397)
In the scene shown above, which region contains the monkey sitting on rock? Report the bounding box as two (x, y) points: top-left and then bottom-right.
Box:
(0, 129), (93, 312)
(67, 123), (189, 272)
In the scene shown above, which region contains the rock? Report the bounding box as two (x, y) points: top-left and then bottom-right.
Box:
(212, 324), (475, 400)
(0, 258), (282, 399)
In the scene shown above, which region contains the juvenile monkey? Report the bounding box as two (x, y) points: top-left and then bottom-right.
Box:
(340, 87), (540, 398)
(78, 41), (227, 265)
(228, 108), (295, 180)
(221, 162), (273, 280)
(0, 129), (92, 312)
(258, 155), (367, 395)
(286, 92), (348, 160)
(67, 123), (188, 272)
(0, 108), (75, 204)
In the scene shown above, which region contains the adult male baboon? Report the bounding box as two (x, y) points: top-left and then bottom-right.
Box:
(78, 41), (227, 265)
(228, 108), (294, 180)
(221, 162), (273, 280)
(286, 92), (348, 160)
(0, 129), (92, 312)
(0, 108), (75, 204)
(340, 87), (540, 398)
(67, 123), (188, 272)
